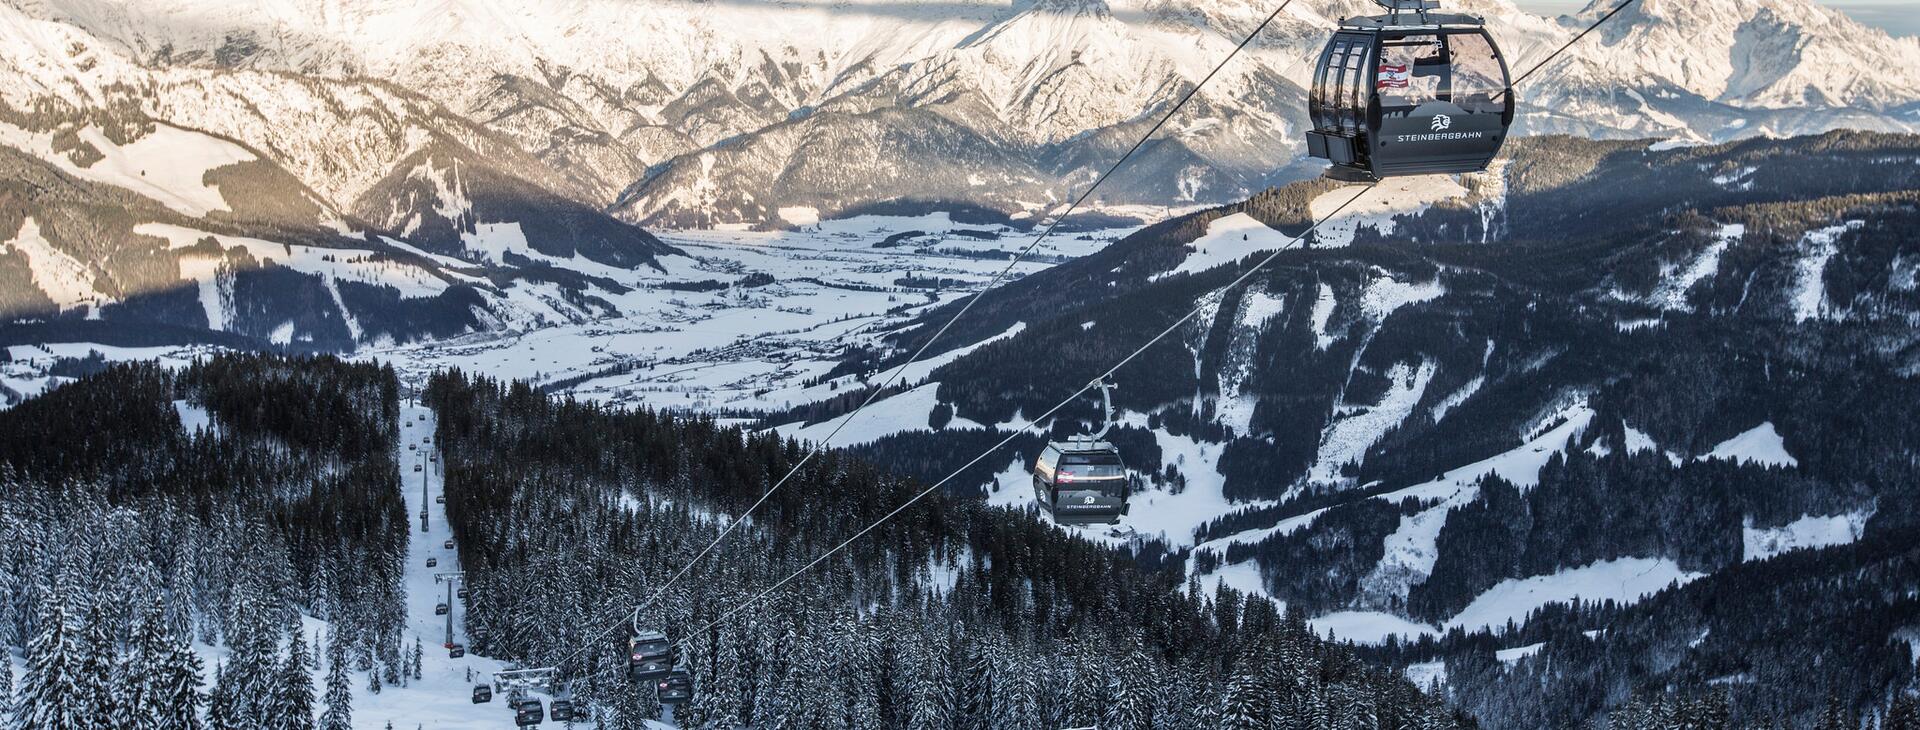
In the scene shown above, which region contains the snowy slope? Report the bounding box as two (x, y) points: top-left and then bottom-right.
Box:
(1444, 557), (1705, 634)
(1698, 422), (1798, 468)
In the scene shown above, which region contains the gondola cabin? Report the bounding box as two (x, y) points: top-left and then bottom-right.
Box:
(448, 643), (466, 658)
(512, 699), (542, 727)
(628, 630), (675, 681)
(657, 666), (694, 705)
(1305, 0), (1513, 180)
(471, 685), (493, 703)
(549, 700), (574, 722)
(1032, 440), (1129, 525)
(435, 603), (449, 616)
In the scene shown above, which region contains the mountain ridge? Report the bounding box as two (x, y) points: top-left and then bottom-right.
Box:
(4, 0), (1915, 227)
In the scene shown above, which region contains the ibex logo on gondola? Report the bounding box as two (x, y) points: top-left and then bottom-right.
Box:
(1430, 114), (1453, 131)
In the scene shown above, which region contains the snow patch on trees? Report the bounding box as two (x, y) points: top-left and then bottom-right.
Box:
(1308, 610), (1437, 646)
(1652, 224), (1743, 311)
(1155, 212), (1299, 280)
(1308, 360), (1437, 484)
(1444, 557), (1705, 634)
(3, 217), (106, 312)
(1742, 510), (1872, 561)
(0, 121), (254, 217)
(1497, 642), (1545, 664)
(1698, 422), (1797, 468)
(1790, 220), (1865, 322)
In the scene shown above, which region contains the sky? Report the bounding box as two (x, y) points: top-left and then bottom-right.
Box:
(1512, 0), (1919, 38)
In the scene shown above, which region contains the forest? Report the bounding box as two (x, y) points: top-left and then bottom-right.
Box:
(0, 354), (1469, 729)
(0, 354), (412, 729)
(424, 369), (1469, 729)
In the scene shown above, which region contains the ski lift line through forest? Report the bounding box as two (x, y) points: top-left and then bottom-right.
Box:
(545, 0), (1315, 674)
(670, 184), (1378, 653)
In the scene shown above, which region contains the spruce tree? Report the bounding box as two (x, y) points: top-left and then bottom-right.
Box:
(14, 585), (81, 730)
(76, 599), (120, 730)
(153, 634), (206, 730)
(959, 642), (997, 730)
(1218, 669), (1267, 730)
(0, 642), (14, 728)
(318, 634), (351, 730)
(126, 600), (172, 730)
(1102, 642), (1153, 730)
(204, 665), (238, 730)
(275, 629), (315, 730)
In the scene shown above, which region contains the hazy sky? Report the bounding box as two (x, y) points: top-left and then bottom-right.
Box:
(1512, 0), (1918, 38)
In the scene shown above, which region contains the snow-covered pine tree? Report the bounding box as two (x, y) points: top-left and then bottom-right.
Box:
(77, 598), (122, 730)
(1059, 637), (1105, 729)
(1102, 640), (1153, 730)
(0, 640), (14, 728)
(904, 628), (955, 730)
(381, 651), (399, 689)
(410, 641), (421, 681)
(220, 572), (281, 725)
(204, 664), (238, 730)
(366, 662), (382, 695)
(959, 641), (996, 730)
(14, 582), (81, 730)
(1218, 665), (1266, 730)
(125, 600), (173, 729)
(274, 628), (315, 730)
(153, 632), (206, 730)
(995, 651), (1041, 730)
(319, 634), (351, 730)
(1886, 693), (1920, 730)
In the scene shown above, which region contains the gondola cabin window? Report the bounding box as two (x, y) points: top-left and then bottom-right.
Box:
(1377, 36), (1444, 109)
(1447, 33), (1506, 114)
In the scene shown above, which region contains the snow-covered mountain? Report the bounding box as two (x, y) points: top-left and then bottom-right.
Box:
(3, 0), (1915, 230)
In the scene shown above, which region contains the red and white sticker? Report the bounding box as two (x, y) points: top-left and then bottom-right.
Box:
(1377, 63), (1410, 89)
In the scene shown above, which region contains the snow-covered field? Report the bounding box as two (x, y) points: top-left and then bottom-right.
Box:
(356, 213), (1131, 414)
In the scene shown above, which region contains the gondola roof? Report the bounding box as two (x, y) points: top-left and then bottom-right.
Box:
(1338, 12), (1487, 31)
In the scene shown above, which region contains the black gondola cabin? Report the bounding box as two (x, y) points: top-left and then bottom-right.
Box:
(1032, 440), (1128, 525)
(471, 684), (492, 703)
(657, 666), (694, 705)
(1305, 0), (1513, 180)
(628, 629), (675, 681)
(512, 698), (542, 726)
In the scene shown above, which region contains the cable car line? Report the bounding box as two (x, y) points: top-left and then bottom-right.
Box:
(534, 0), (1647, 703)
(631, 0), (1646, 661)
(542, 0), (1310, 677)
(669, 184), (1377, 652)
